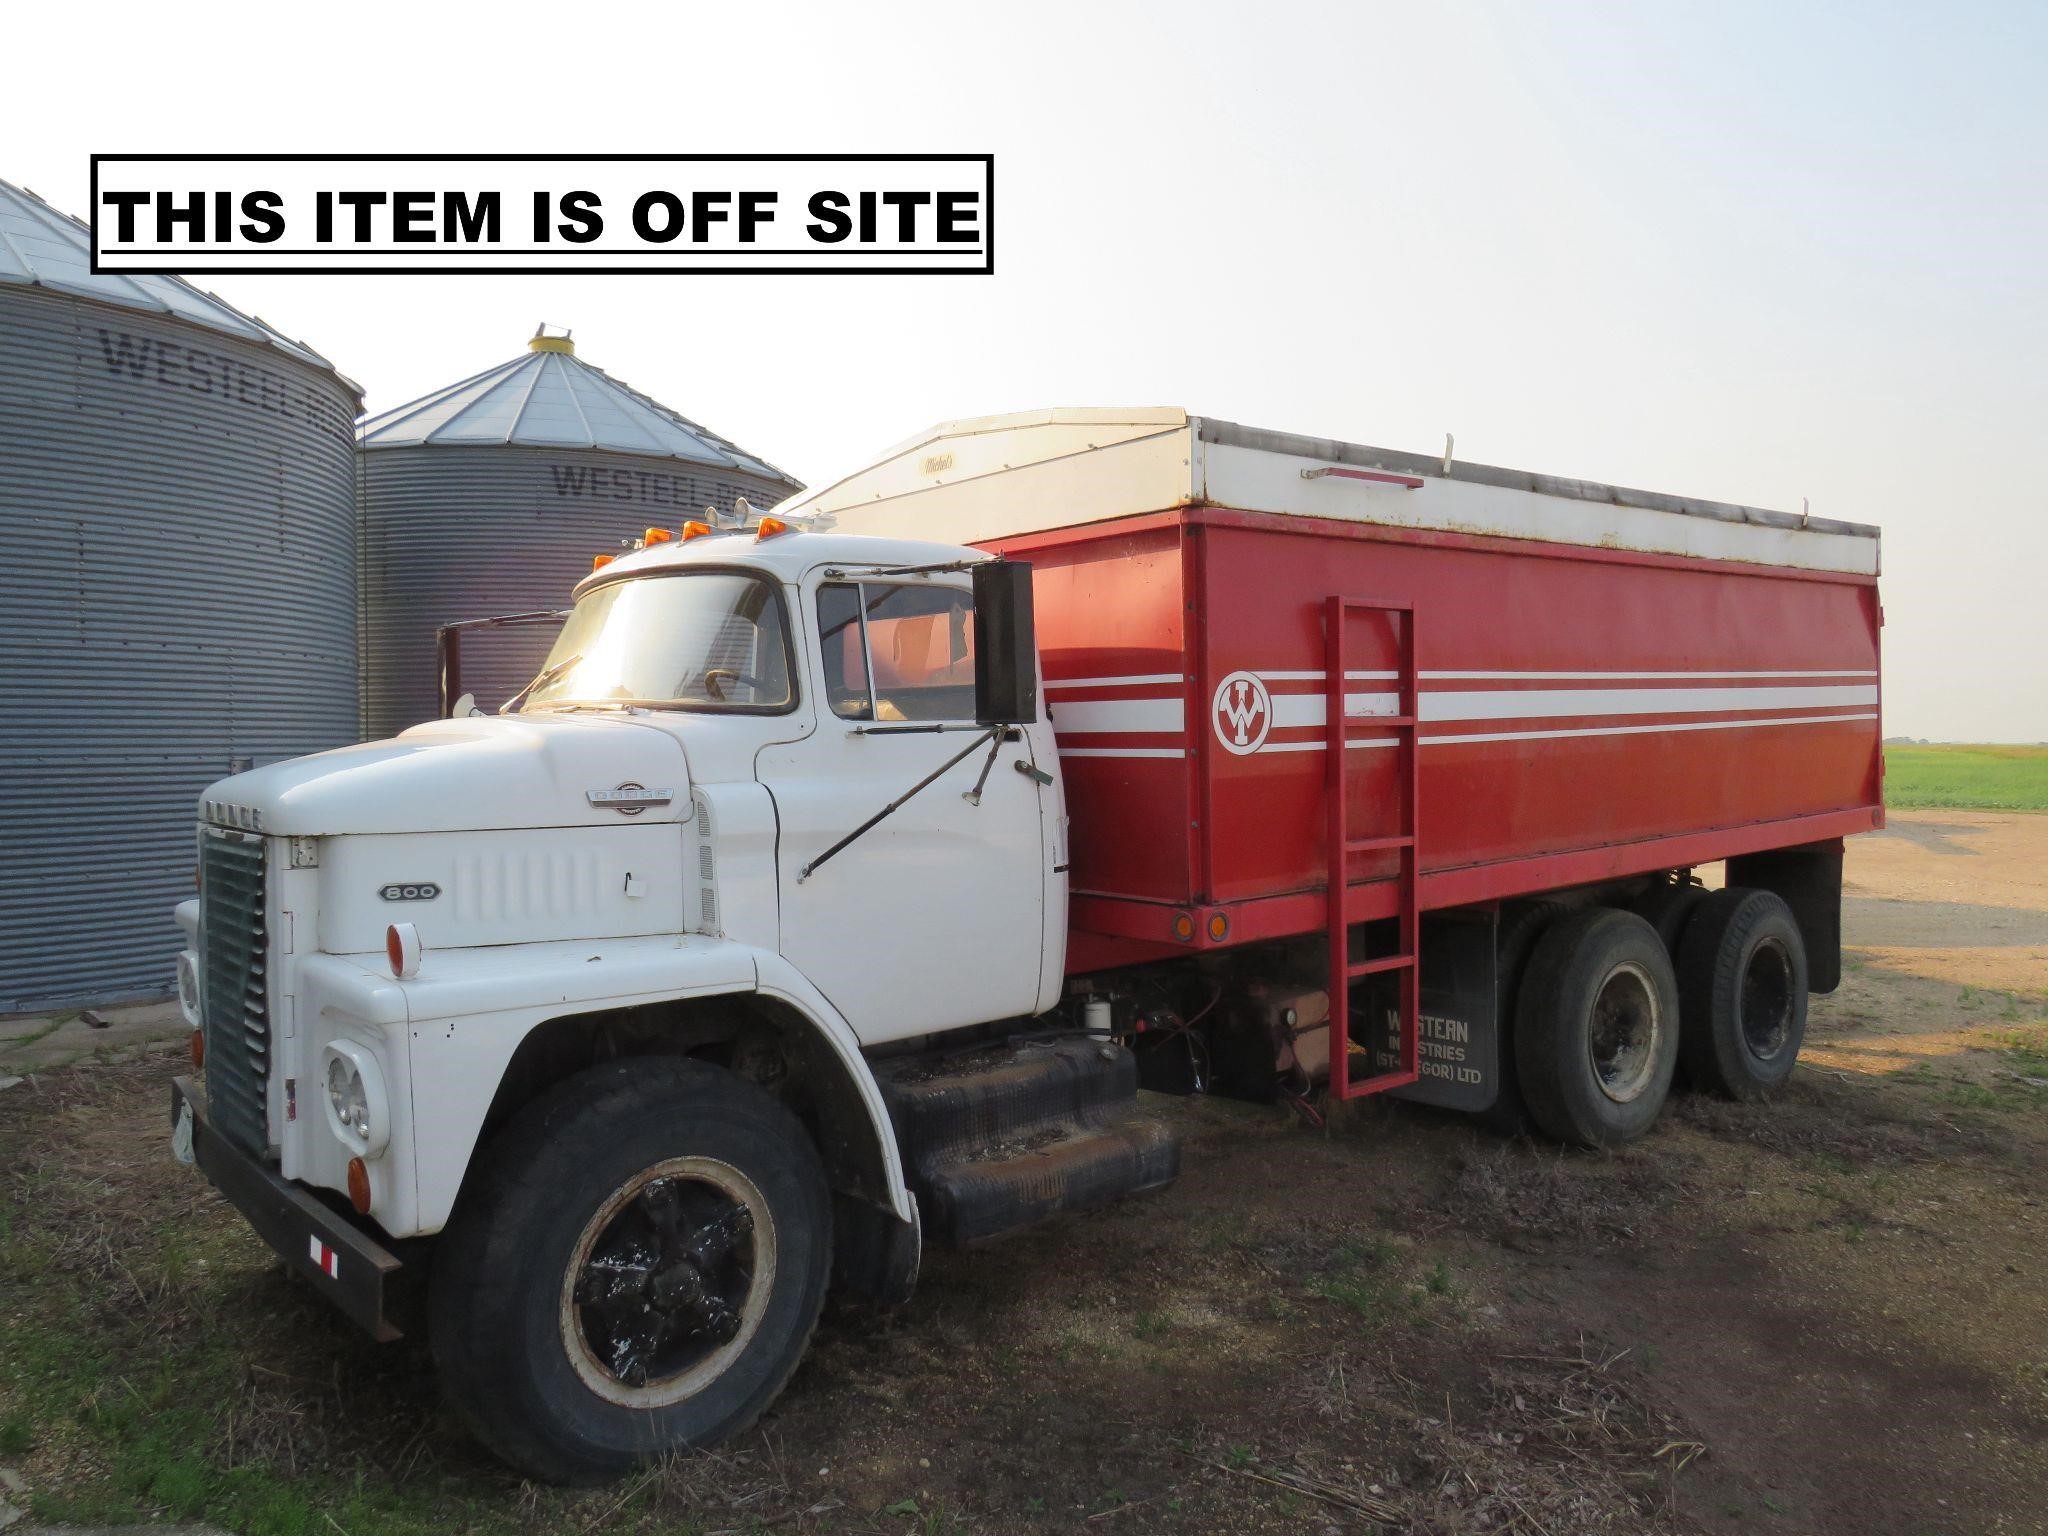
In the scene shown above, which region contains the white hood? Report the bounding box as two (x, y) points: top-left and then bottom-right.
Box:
(200, 714), (690, 836)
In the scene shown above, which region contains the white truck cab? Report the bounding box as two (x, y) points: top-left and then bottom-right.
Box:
(171, 520), (1173, 1482)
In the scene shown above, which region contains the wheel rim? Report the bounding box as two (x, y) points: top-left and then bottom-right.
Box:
(559, 1156), (776, 1408)
(1740, 937), (1796, 1062)
(1587, 961), (1662, 1104)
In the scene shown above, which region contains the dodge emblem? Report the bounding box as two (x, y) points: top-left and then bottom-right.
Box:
(587, 783), (674, 815)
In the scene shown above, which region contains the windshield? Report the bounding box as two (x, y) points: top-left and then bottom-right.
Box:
(518, 570), (795, 712)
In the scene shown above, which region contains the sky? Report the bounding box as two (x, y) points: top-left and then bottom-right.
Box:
(5, 0), (2043, 741)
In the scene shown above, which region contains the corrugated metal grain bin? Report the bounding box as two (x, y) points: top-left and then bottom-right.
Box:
(356, 332), (802, 737)
(0, 180), (363, 1013)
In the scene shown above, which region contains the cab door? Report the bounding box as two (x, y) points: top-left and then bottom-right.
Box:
(760, 574), (1051, 1045)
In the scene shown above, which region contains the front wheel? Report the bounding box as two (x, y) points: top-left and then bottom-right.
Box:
(430, 1058), (832, 1484)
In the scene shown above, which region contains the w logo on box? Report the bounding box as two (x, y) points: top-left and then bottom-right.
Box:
(1212, 671), (1272, 755)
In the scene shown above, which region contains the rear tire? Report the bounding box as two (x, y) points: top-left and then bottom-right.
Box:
(1630, 879), (1710, 957)
(430, 1058), (832, 1484)
(1479, 900), (1569, 1135)
(1677, 888), (1808, 1101)
(1514, 908), (1680, 1147)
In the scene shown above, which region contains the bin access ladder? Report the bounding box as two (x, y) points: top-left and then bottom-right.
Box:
(1323, 596), (1420, 1100)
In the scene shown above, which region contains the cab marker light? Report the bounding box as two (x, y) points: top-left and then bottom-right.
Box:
(592, 553), (615, 571)
(643, 526), (674, 545)
(386, 922), (423, 979)
(755, 516), (792, 540)
(681, 519), (716, 540)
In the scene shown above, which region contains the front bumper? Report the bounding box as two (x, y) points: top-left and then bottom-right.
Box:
(170, 1075), (404, 1341)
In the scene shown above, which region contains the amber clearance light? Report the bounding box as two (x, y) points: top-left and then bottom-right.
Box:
(754, 516), (792, 540)
(591, 553), (615, 571)
(681, 519), (716, 541)
(643, 526), (674, 545)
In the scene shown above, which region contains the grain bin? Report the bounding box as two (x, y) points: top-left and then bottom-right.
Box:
(356, 332), (802, 736)
(0, 180), (362, 1014)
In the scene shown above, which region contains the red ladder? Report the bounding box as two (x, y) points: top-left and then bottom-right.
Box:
(1323, 596), (1420, 1100)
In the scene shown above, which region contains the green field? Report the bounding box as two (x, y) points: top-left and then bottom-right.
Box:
(1884, 743), (2048, 811)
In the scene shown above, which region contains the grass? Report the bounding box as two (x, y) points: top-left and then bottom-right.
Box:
(1884, 744), (2048, 811)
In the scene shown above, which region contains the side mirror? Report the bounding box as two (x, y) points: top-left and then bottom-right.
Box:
(972, 560), (1038, 726)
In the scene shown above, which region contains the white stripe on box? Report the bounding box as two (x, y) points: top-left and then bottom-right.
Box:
(1426, 711), (1879, 746)
(1044, 673), (1185, 690)
(1050, 697), (1186, 734)
(1260, 684), (1878, 730)
(1421, 668), (1878, 681)
(1426, 684), (1877, 722)
(1058, 747), (1187, 759)
(1251, 712), (1875, 753)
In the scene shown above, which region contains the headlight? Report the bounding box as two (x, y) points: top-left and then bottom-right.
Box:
(319, 1040), (390, 1158)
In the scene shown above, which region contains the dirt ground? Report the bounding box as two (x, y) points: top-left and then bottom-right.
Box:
(2, 810), (2044, 1535)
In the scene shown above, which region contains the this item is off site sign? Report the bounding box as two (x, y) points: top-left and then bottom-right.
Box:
(90, 155), (993, 275)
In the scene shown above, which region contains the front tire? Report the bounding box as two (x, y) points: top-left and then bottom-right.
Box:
(1514, 908), (1680, 1147)
(430, 1058), (832, 1484)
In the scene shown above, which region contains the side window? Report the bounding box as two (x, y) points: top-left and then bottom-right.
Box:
(815, 581), (977, 723)
(817, 584), (871, 720)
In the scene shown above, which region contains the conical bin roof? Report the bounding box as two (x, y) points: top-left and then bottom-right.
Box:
(0, 178), (355, 388)
(357, 331), (798, 487)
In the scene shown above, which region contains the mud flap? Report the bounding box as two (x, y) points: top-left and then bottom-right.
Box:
(1364, 909), (1499, 1112)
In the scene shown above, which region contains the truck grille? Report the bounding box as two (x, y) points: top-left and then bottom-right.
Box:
(200, 830), (270, 1156)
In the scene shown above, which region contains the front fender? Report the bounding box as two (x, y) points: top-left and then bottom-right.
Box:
(381, 936), (910, 1236)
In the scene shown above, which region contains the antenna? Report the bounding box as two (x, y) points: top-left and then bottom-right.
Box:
(1442, 433), (1455, 475)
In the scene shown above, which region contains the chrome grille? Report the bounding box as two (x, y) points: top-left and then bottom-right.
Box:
(200, 830), (270, 1155)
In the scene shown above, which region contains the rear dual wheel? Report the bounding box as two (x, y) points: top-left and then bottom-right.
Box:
(1677, 888), (1808, 1101)
(1513, 908), (1680, 1147)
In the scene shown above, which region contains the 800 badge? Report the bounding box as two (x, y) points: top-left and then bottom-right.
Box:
(379, 882), (440, 902)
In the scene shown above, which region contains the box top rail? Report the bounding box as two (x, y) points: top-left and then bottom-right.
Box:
(778, 408), (1879, 576)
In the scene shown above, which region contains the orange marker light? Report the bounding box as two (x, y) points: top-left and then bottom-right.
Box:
(1207, 912), (1230, 943)
(592, 553), (614, 571)
(681, 519), (715, 540)
(347, 1157), (372, 1214)
(1172, 912), (1196, 942)
(643, 526), (674, 545)
(189, 1028), (205, 1070)
(755, 516), (792, 540)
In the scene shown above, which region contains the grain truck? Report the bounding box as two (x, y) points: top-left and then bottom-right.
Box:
(168, 408), (1882, 1482)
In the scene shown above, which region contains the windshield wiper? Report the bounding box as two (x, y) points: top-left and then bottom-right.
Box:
(500, 653), (583, 714)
